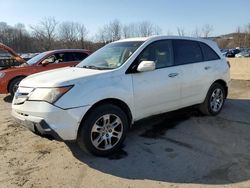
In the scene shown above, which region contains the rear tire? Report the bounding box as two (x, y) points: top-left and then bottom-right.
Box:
(9, 77), (24, 97)
(77, 104), (128, 156)
(199, 83), (226, 116)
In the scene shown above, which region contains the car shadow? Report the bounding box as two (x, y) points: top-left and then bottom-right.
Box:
(66, 99), (250, 185)
(3, 95), (13, 103)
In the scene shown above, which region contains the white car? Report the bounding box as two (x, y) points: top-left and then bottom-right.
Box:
(12, 36), (230, 156)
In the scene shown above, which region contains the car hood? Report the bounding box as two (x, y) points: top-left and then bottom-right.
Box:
(19, 67), (111, 88)
(0, 64), (30, 73)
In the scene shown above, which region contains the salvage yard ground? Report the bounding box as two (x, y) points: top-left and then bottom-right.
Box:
(0, 80), (250, 188)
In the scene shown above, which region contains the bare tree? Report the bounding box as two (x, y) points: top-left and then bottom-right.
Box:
(122, 23), (138, 38)
(248, 23), (250, 46)
(30, 17), (58, 50)
(138, 21), (161, 37)
(77, 24), (88, 48)
(235, 26), (242, 47)
(201, 24), (213, 38)
(243, 23), (250, 47)
(58, 22), (78, 48)
(192, 27), (201, 38)
(123, 25), (130, 38)
(177, 27), (185, 36)
(138, 21), (153, 37)
(122, 21), (161, 38)
(97, 19), (122, 43)
(111, 20), (122, 41)
(0, 22), (33, 52)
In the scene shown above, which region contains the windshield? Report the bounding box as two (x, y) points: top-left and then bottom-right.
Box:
(26, 52), (47, 65)
(77, 41), (143, 70)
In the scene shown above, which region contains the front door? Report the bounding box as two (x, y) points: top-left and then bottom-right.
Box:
(130, 40), (182, 120)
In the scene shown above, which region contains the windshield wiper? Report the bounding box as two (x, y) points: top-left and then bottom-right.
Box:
(80, 65), (113, 70)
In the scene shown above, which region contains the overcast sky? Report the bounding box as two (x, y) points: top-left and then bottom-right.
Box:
(1, 0), (250, 37)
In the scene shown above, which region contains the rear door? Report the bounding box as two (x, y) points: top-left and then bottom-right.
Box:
(130, 40), (182, 120)
(172, 40), (220, 107)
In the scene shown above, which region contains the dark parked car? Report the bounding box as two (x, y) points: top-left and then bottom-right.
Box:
(226, 49), (241, 57)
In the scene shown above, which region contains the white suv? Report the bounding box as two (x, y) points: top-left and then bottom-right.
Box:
(12, 36), (230, 156)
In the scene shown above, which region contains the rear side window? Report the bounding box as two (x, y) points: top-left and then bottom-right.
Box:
(73, 52), (88, 61)
(173, 40), (202, 65)
(199, 42), (220, 61)
(64, 52), (88, 62)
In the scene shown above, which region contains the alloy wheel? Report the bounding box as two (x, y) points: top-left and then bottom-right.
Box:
(91, 114), (123, 151)
(210, 88), (224, 112)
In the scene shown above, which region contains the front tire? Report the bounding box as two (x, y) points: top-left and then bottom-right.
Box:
(199, 83), (226, 116)
(9, 77), (24, 97)
(77, 104), (129, 156)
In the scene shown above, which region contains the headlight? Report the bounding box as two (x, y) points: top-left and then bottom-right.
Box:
(28, 85), (73, 104)
(0, 72), (5, 78)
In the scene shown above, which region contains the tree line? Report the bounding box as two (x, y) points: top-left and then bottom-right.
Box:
(0, 17), (249, 53)
(216, 24), (250, 49)
(0, 17), (162, 53)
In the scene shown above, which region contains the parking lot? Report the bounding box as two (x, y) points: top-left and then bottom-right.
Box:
(0, 79), (250, 188)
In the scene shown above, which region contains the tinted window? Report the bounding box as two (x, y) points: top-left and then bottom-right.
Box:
(199, 42), (220, 61)
(74, 52), (88, 61)
(173, 40), (202, 65)
(136, 40), (173, 69)
(64, 53), (77, 62)
(64, 52), (88, 62)
(44, 52), (88, 63)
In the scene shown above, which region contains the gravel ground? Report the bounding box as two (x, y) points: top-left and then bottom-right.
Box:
(0, 80), (249, 188)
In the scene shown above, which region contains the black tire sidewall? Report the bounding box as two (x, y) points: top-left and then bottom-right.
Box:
(9, 77), (24, 96)
(77, 104), (128, 156)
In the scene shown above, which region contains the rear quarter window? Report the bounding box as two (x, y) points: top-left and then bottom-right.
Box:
(199, 42), (220, 61)
(173, 40), (202, 65)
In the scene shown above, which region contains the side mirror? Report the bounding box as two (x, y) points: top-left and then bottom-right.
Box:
(41, 60), (49, 66)
(137, 61), (155, 72)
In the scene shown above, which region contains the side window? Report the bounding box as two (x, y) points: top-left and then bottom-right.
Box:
(44, 55), (58, 64)
(199, 42), (220, 61)
(43, 52), (87, 64)
(173, 40), (202, 65)
(74, 52), (88, 61)
(55, 53), (65, 63)
(64, 52), (88, 62)
(63, 53), (75, 62)
(136, 40), (173, 69)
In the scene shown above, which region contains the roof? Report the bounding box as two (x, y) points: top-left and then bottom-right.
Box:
(116, 37), (150, 42)
(114, 35), (218, 49)
(115, 35), (216, 44)
(47, 49), (90, 53)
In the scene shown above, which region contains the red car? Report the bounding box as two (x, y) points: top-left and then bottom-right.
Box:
(0, 49), (90, 96)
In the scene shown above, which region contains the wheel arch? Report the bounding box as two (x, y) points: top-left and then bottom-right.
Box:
(77, 98), (133, 137)
(212, 79), (228, 98)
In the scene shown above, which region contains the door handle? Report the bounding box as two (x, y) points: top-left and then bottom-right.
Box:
(168, 73), (179, 78)
(204, 66), (211, 70)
